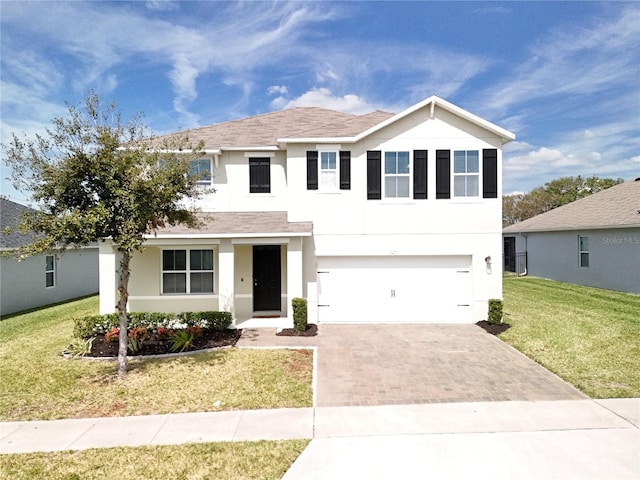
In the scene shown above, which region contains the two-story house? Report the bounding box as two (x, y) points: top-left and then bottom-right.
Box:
(98, 96), (515, 326)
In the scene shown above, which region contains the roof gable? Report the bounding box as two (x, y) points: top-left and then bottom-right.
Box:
(503, 179), (640, 233)
(279, 95), (515, 145)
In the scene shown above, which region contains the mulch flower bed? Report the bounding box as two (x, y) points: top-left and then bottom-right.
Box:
(276, 324), (318, 337)
(476, 321), (510, 335)
(86, 329), (242, 358)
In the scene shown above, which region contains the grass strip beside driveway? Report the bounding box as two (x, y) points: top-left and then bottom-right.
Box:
(502, 276), (640, 398)
(0, 297), (312, 421)
(0, 440), (310, 480)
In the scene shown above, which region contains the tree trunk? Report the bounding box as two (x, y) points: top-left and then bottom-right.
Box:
(116, 250), (131, 377)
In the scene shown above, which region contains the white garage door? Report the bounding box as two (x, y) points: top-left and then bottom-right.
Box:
(317, 256), (472, 324)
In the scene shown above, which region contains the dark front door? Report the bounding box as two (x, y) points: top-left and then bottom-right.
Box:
(253, 245), (281, 311)
(503, 237), (516, 272)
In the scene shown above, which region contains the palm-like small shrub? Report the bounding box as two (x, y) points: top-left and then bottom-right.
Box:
(169, 330), (197, 352)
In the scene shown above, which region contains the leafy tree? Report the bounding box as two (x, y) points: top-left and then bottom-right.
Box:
(503, 175), (623, 226)
(4, 94), (205, 376)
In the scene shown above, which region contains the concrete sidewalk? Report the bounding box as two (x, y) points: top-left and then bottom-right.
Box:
(1, 399), (638, 479)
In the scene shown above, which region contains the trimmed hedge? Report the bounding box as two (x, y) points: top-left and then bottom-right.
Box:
(73, 311), (233, 339)
(292, 297), (308, 332)
(487, 299), (503, 325)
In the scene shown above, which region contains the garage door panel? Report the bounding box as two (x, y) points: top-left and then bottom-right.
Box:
(318, 256), (471, 324)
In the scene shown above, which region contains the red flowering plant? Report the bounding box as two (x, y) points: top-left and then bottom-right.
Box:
(186, 325), (202, 338)
(156, 327), (174, 339)
(104, 327), (119, 343)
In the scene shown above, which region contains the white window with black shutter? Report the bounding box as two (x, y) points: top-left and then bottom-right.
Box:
(249, 157), (270, 193)
(435, 148), (498, 200)
(307, 148), (350, 191)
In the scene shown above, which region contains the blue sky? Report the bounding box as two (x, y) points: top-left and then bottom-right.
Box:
(1, 1), (639, 203)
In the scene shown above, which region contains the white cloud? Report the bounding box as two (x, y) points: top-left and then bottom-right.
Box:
(267, 85), (289, 95)
(271, 88), (377, 115)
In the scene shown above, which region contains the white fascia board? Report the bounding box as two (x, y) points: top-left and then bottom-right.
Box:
(503, 223), (640, 234)
(277, 137), (356, 144)
(220, 146), (280, 152)
(144, 232), (312, 241)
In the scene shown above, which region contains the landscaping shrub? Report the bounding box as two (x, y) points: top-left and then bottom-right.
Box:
(488, 299), (503, 325)
(292, 297), (308, 332)
(73, 310), (232, 338)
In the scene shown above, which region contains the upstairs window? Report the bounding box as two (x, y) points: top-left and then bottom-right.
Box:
(45, 255), (55, 288)
(307, 150), (350, 190)
(384, 151), (410, 198)
(453, 150), (479, 197)
(320, 152), (338, 189)
(579, 236), (589, 267)
(190, 158), (212, 186)
(162, 249), (214, 294)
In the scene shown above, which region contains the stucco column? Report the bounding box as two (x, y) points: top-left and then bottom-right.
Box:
(218, 240), (235, 318)
(98, 241), (117, 314)
(287, 236), (303, 326)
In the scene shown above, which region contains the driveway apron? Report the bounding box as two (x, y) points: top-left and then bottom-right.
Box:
(236, 324), (586, 407)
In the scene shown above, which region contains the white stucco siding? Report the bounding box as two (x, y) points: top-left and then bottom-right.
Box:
(286, 103), (503, 238)
(525, 228), (640, 294)
(196, 151), (288, 212)
(1, 248), (98, 316)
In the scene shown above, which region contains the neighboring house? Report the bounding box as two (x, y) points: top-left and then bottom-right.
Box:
(0, 198), (99, 316)
(503, 179), (640, 294)
(99, 96), (515, 325)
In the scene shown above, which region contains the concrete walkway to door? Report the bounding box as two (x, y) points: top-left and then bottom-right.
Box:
(237, 324), (586, 406)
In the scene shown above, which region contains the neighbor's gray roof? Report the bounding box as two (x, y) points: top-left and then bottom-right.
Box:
(503, 179), (640, 233)
(152, 212), (312, 236)
(157, 107), (394, 149)
(0, 198), (38, 249)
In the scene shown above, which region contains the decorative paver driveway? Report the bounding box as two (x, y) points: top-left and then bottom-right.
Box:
(237, 324), (586, 407)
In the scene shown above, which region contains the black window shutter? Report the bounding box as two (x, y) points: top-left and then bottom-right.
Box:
(249, 158), (270, 193)
(306, 151), (318, 190)
(413, 150), (428, 199)
(367, 151), (381, 200)
(483, 149), (498, 198)
(339, 151), (351, 190)
(435, 150), (450, 199)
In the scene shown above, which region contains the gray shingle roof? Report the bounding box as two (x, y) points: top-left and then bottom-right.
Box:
(0, 198), (38, 249)
(152, 212), (312, 236)
(503, 179), (640, 233)
(157, 107), (393, 149)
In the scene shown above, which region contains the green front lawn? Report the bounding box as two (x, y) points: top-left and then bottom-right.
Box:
(0, 296), (313, 421)
(501, 276), (640, 398)
(0, 440), (310, 480)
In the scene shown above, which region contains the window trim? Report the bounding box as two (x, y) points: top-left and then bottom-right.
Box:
(161, 248), (215, 295)
(45, 254), (56, 288)
(579, 236), (589, 268)
(453, 150), (480, 198)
